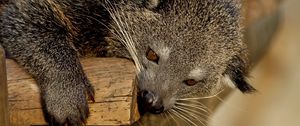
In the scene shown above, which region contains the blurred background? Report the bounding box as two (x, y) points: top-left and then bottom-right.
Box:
(210, 0), (300, 126)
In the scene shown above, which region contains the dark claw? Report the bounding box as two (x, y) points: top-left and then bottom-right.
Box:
(88, 95), (95, 103)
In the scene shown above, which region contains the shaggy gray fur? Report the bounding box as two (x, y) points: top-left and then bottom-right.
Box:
(0, 0), (255, 125)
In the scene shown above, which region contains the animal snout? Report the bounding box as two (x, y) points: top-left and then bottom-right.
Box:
(139, 90), (164, 114)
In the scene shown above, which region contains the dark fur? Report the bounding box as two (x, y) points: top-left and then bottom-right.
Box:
(0, 0), (255, 125)
(0, 0), (110, 125)
(225, 55), (256, 93)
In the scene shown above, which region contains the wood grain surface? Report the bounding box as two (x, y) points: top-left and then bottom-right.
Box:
(0, 46), (9, 126)
(6, 57), (139, 125)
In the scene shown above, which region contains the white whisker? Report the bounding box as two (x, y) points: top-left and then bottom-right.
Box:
(170, 109), (192, 126)
(102, 0), (143, 73)
(164, 111), (171, 126)
(175, 102), (210, 114)
(167, 110), (178, 125)
(174, 106), (207, 126)
(177, 105), (211, 119)
(171, 109), (197, 126)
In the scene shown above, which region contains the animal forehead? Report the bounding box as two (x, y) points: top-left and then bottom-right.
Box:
(150, 43), (171, 59)
(165, 47), (221, 73)
(188, 67), (207, 80)
(151, 41), (209, 62)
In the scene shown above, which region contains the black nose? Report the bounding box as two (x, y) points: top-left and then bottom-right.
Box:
(139, 90), (164, 114)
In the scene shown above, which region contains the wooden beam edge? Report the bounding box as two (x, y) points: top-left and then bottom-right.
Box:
(0, 45), (10, 126)
(7, 57), (140, 125)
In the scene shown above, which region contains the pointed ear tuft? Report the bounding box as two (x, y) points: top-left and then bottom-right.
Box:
(224, 56), (257, 93)
(231, 74), (257, 93)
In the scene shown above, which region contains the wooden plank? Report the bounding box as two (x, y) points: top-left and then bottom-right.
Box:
(0, 46), (9, 126)
(7, 57), (139, 125)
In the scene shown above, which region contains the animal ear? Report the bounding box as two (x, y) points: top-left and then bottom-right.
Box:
(223, 56), (257, 93)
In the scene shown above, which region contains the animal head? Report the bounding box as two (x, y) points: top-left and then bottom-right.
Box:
(106, 0), (256, 115)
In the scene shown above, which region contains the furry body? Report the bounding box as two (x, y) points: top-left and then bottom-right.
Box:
(0, 0), (255, 125)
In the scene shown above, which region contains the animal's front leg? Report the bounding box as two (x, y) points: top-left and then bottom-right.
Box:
(37, 52), (95, 125)
(1, 17), (95, 126)
(11, 40), (95, 125)
(0, 1), (95, 125)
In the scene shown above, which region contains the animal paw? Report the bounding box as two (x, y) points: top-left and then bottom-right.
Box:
(42, 81), (95, 126)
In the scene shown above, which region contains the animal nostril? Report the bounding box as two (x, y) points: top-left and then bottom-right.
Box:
(141, 90), (154, 104)
(141, 90), (148, 98)
(138, 90), (165, 114)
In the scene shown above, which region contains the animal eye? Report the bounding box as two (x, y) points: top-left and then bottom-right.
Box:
(184, 79), (197, 86)
(146, 48), (159, 63)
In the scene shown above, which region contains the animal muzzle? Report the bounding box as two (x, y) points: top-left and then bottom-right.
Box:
(138, 90), (164, 114)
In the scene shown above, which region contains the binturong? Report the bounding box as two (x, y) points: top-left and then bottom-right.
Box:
(0, 0), (256, 125)
(109, 0), (256, 115)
